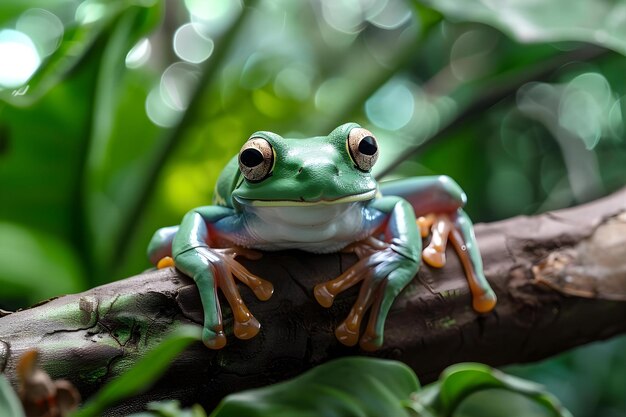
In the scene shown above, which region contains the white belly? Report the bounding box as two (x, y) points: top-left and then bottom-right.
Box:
(240, 202), (373, 253)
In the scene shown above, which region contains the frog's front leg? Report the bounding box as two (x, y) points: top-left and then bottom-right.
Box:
(168, 206), (273, 349)
(314, 197), (421, 351)
(381, 176), (497, 313)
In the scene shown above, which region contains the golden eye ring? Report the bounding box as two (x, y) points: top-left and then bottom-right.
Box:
(347, 127), (378, 172)
(239, 137), (274, 182)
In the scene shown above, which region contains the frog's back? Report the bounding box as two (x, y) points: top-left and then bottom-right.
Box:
(213, 156), (241, 208)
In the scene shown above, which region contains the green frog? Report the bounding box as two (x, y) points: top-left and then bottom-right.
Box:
(148, 123), (496, 351)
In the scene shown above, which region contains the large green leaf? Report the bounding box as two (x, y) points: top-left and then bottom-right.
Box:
(73, 325), (201, 417)
(0, 374), (25, 417)
(211, 357), (420, 417)
(418, 0), (626, 55)
(411, 363), (572, 417)
(211, 359), (572, 417)
(81, 2), (162, 283)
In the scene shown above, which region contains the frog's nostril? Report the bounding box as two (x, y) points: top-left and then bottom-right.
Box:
(297, 167), (303, 174)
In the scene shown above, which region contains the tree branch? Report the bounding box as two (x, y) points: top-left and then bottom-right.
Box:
(1, 188), (625, 415)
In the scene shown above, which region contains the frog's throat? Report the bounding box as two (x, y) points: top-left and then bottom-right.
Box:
(235, 189), (378, 207)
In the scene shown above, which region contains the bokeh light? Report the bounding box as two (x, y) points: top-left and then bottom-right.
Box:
(126, 38), (152, 69)
(559, 72), (612, 150)
(0, 29), (40, 89)
(160, 62), (200, 111)
(146, 86), (179, 128)
(366, 0), (411, 29)
(16, 9), (64, 58)
(321, 0), (366, 34)
(608, 96), (626, 139)
(74, 0), (107, 25)
(173, 23), (214, 64)
(365, 79), (415, 130)
(186, 0), (242, 37)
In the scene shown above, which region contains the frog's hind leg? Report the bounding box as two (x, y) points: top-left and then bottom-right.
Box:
(380, 176), (496, 313)
(455, 212), (497, 312)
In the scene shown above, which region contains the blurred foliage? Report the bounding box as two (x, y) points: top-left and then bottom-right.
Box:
(0, 0), (625, 416)
(0, 354), (571, 416)
(506, 334), (626, 417)
(210, 359), (570, 417)
(124, 358), (570, 417)
(0, 375), (25, 417)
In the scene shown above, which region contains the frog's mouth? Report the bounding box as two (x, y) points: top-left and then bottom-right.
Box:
(234, 189), (378, 207)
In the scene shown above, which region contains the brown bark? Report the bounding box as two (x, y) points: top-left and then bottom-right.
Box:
(1, 189), (625, 415)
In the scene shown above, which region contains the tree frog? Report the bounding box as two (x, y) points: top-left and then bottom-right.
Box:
(148, 123), (496, 351)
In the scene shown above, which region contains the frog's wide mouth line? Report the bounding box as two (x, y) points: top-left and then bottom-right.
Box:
(234, 189), (377, 207)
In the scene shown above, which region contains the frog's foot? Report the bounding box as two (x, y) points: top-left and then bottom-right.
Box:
(315, 244), (417, 351)
(417, 213), (449, 268)
(316, 238), (389, 308)
(214, 247), (273, 301)
(315, 256), (379, 348)
(191, 246), (273, 349)
(211, 247), (273, 341)
(418, 214), (496, 313)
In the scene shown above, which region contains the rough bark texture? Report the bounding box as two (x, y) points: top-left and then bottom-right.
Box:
(1, 189), (626, 415)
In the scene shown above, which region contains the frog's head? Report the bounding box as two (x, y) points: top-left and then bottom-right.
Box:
(231, 122), (379, 207)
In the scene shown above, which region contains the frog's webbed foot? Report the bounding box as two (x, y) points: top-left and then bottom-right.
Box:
(315, 238), (417, 351)
(214, 247), (274, 301)
(211, 247), (274, 344)
(417, 213), (496, 313)
(174, 246), (273, 349)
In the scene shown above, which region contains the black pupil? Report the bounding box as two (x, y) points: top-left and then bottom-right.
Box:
(358, 136), (377, 156)
(241, 148), (264, 167)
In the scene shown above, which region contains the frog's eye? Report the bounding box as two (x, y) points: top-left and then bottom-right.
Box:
(239, 137), (274, 182)
(347, 127), (378, 172)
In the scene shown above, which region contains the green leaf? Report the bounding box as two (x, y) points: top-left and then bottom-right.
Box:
(411, 363), (572, 417)
(72, 325), (201, 417)
(0, 374), (25, 417)
(0, 222), (85, 304)
(127, 401), (208, 417)
(210, 357), (420, 417)
(0, 0), (161, 105)
(418, 0), (626, 55)
(0, 43), (102, 298)
(0, 60), (96, 244)
(81, 1), (162, 283)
